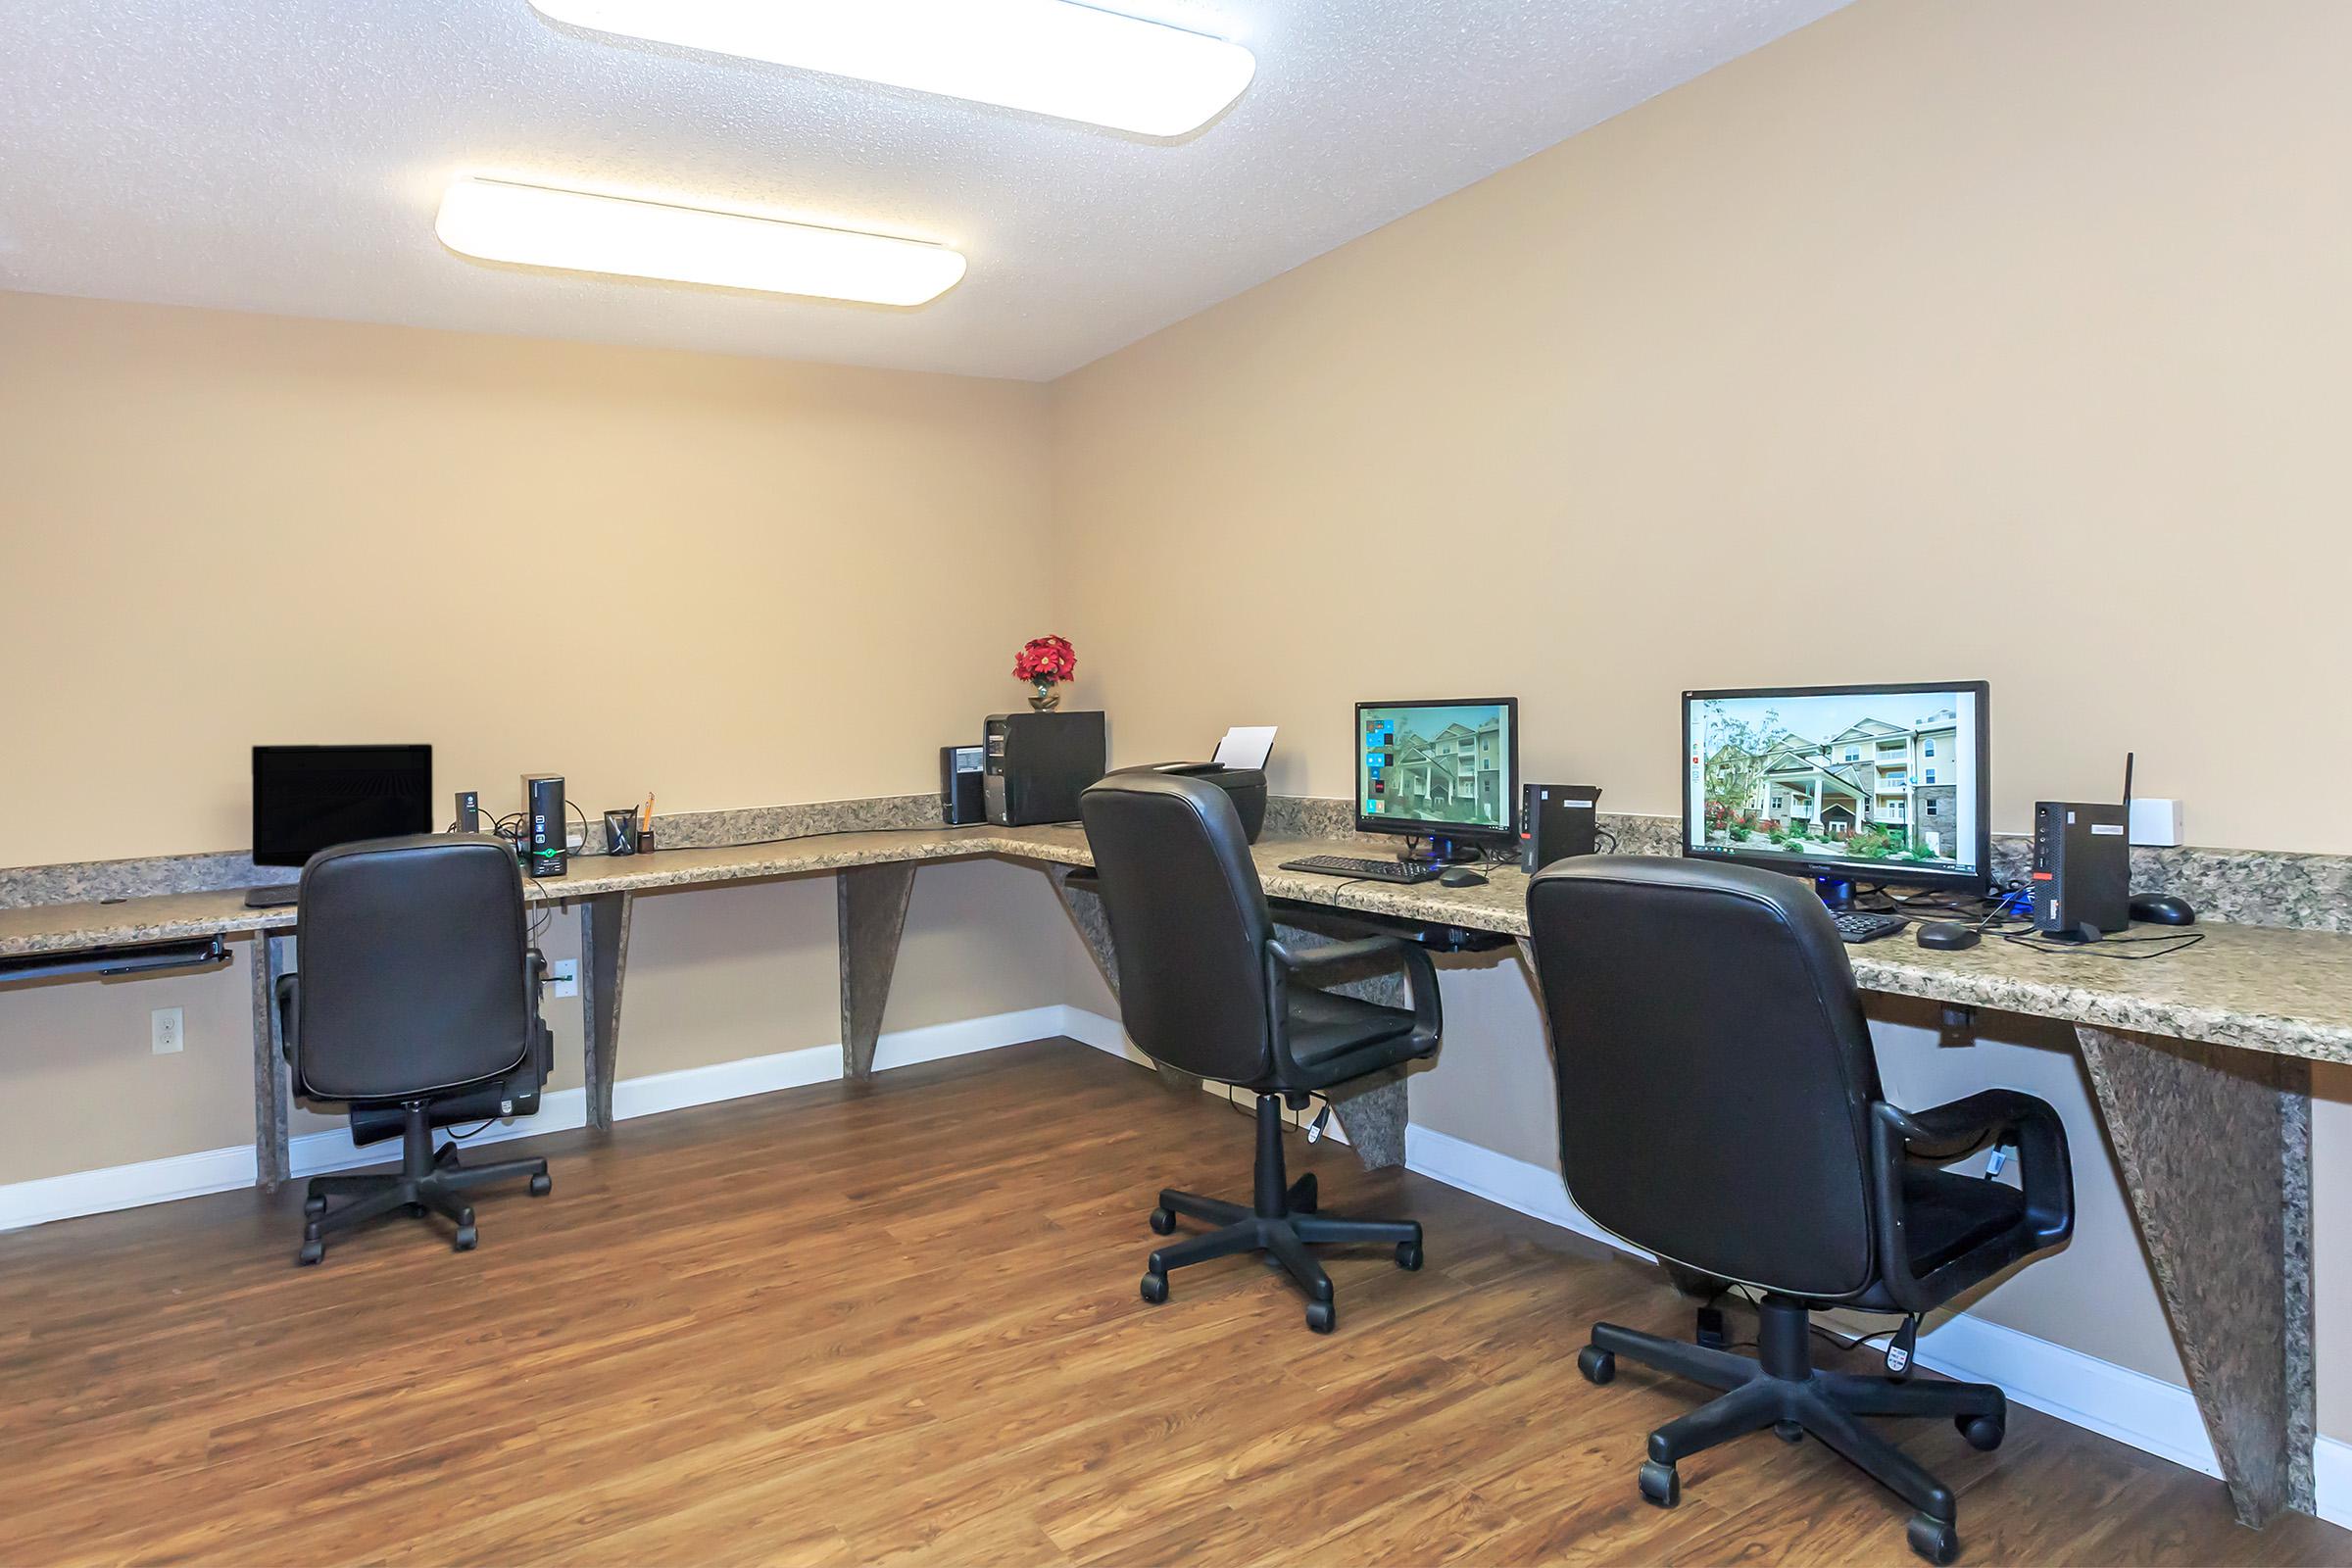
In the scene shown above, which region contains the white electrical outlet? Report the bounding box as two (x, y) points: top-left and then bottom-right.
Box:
(551, 959), (578, 1000)
(151, 1006), (184, 1055)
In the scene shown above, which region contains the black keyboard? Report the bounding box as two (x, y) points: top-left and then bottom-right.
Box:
(1833, 911), (1905, 945)
(1277, 855), (1444, 885)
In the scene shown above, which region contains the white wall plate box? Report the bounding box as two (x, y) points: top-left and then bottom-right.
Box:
(2129, 799), (2182, 847)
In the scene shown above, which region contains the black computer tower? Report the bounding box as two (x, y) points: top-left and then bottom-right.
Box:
(523, 773), (566, 878)
(984, 710), (1107, 826)
(940, 745), (987, 825)
(2031, 801), (2129, 935)
(1521, 784), (1601, 874)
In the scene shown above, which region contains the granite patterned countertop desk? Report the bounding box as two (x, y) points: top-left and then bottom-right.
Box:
(8, 823), (2352, 1065)
(3, 813), (2340, 1528)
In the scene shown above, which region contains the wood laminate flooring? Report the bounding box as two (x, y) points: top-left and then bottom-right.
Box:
(2, 1040), (2343, 1565)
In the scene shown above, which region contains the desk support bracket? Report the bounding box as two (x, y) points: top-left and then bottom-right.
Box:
(250, 932), (294, 1190)
(1054, 867), (1217, 1110)
(2077, 1025), (2315, 1524)
(581, 894), (634, 1130)
(840, 863), (917, 1081)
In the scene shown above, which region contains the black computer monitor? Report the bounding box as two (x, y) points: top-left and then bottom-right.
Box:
(1354, 699), (1519, 853)
(1682, 682), (1990, 896)
(251, 745), (433, 867)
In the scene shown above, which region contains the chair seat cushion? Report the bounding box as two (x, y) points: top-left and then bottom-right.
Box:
(1285, 986), (1416, 1067)
(1901, 1165), (2027, 1274)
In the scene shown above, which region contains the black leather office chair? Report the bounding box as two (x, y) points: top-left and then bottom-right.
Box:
(1079, 772), (1443, 1333)
(1526, 857), (2073, 1565)
(278, 834), (556, 1265)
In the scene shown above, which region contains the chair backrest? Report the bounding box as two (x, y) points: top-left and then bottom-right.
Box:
(1078, 772), (1276, 1085)
(293, 834), (536, 1102)
(1525, 855), (1886, 1298)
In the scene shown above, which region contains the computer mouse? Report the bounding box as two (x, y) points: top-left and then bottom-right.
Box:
(1917, 922), (1981, 952)
(1438, 866), (1490, 889)
(2130, 893), (2197, 926)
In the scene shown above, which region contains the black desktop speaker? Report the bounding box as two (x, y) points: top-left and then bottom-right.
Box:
(941, 744), (987, 825)
(2031, 801), (2129, 936)
(1521, 783), (1601, 874)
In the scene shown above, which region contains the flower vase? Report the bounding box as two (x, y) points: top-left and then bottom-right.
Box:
(1028, 680), (1061, 712)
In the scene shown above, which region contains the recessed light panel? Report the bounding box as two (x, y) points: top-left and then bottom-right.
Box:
(435, 178), (967, 305)
(529, 0), (1256, 137)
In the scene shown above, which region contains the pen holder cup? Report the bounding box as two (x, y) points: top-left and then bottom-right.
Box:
(604, 811), (641, 857)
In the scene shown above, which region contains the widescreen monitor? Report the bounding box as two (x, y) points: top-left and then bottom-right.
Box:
(1683, 682), (1989, 894)
(1355, 699), (1519, 845)
(252, 745), (434, 868)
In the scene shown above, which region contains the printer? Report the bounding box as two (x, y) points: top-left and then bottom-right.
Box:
(1109, 760), (1268, 843)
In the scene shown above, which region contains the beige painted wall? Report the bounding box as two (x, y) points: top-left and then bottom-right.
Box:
(0, 293), (1078, 1185)
(0, 293), (1054, 867)
(1049, 0), (2352, 1436)
(1052, 0), (2352, 856)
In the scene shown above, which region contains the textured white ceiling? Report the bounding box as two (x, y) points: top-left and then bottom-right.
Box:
(0, 1), (1845, 380)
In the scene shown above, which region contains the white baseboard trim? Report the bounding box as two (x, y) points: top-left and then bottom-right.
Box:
(0, 1143), (264, 1232)
(1400, 1123), (2252, 1493)
(1404, 1123), (1652, 1261)
(1907, 1309), (2220, 1481)
(0, 1008), (1103, 1231)
(2317, 1436), (2352, 1528)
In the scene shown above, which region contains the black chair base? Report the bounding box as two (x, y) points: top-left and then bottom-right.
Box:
(1580, 1295), (2002, 1565)
(1140, 1093), (1423, 1334)
(297, 1102), (550, 1265)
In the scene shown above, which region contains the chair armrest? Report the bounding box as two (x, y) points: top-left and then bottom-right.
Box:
(273, 972), (299, 1065)
(1265, 934), (1442, 1080)
(1869, 1091), (2074, 1314)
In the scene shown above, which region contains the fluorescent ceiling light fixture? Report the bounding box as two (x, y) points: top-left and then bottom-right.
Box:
(434, 177), (966, 305)
(528, 0), (1256, 138)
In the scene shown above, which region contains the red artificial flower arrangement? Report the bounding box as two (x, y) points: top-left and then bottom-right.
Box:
(1013, 635), (1077, 686)
(1013, 635), (1077, 710)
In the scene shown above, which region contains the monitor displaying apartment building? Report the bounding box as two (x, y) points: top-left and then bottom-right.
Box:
(1683, 682), (1989, 893)
(1356, 699), (1518, 840)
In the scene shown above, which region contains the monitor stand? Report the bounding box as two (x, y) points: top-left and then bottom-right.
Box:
(243, 884), (300, 909)
(1399, 834), (1487, 867)
(1813, 875), (1858, 910)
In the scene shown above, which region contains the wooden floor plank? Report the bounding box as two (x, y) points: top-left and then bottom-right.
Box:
(0, 1038), (2340, 1566)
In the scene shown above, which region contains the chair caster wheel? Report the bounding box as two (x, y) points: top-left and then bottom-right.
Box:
(1148, 1206), (1176, 1235)
(1304, 1300), (1336, 1335)
(1906, 1512), (1960, 1565)
(1577, 1346), (1615, 1386)
(296, 1239), (324, 1266)
(454, 1224), (478, 1251)
(407, 1201), (426, 1217)
(1638, 1459), (1680, 1508)
(303, 1195), (327, 1218)
(1396, 1241), (1423, 1272)
(1956, 1412), (2004, 1451)
(1775, 1419), (1805, 1444)
(1288, 1172), (1318, 1213)
(1139, 1271), (1167, 1304)
(529, 1173), (552, 1198)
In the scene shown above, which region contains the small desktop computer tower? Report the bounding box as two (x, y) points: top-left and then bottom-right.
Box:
(940, 745), (987, 825)
(2031, 801), (2129, 936)
(1521, 784), (1601, 874)
(523, 773), (566, 878)
(983, 710), (1107, 826)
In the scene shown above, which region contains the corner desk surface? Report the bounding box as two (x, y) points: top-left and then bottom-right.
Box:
(6, 825), (2349, 1064)
(0, 821), (2338, 1529)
